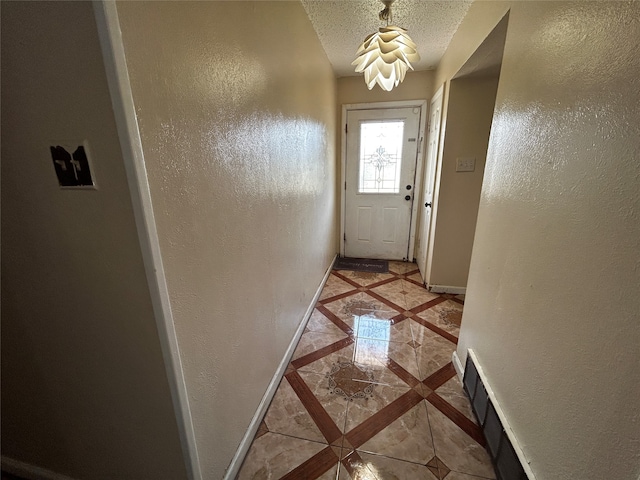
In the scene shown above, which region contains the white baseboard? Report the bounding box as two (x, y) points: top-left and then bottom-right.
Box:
(467, 349), (538, 480)
(428, 284), (466, 294)
(94, 3), (201, 479)
(223, 254), (338, 480)
(452, 350), (464, 381)
(1, 456), (79, 480)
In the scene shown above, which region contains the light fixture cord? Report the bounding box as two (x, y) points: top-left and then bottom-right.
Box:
(379, 0), (394, 26)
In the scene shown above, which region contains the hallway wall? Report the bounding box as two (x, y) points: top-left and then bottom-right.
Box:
(427, 75), (499, 288)
(438, 2), (640, 479)
(115, 2), (337, 477)
(1, 2), (187, 479)
(337, 71), (434, 106)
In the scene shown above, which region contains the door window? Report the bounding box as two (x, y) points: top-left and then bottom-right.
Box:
(358, 120), (405, 194)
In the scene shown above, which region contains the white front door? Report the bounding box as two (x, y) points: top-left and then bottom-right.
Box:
(344, 107), (421, 260)
(417, 87), (444, 281)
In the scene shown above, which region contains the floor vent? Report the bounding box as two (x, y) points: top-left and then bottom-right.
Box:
(463, 353), (530, 480)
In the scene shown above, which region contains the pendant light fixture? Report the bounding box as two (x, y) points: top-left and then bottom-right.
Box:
(352, 0), (420, 92)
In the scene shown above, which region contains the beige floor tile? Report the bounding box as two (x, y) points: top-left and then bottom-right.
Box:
(435, 376), (477, 424)
(238, 261), (496, 480)
(416, 299), (463, 338)
(323, 292), (398, 324)
(344, 383), (409, 433)
(400, 279), (441, 310)
(368, 280), (408, 311)
(298, 370), (351, 434)
(388, 261), (417, 275)
(321, 274), (357, 301)
(292, 331), (349, 362)
(410, 322), (457, 380)
(307, 308), (351, 336)
(406, 271), (425, 284)
(358, 401), (435, 464)
(427, 403), (495, 479)
(386, 339), (423, 382)
(340, 451), (439, 479)
(311, 343), (413, 391)
(264, 377), (326, 443)
(296, 340), (356, 375)
(349, 314), (413, 344)
(352, 337), (421, 387)
(317, 464), (339, 480)
(353, 360), (409, 390)
(237, 432), (327, 480)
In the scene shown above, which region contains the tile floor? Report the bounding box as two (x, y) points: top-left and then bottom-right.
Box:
(237, 261), (494, 480)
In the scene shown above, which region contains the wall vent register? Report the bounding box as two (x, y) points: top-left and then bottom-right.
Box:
(463, 353), (529, 480)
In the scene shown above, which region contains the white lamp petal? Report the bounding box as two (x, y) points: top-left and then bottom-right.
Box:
(353, 25), (420, 91)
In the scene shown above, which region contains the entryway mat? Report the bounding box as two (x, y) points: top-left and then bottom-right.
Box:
(333, 257), (388, 273)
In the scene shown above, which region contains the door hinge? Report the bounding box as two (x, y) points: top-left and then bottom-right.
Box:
(344, 181), (347, 190)
(345, 124), (348, 134)
(344, 233), (346, 242)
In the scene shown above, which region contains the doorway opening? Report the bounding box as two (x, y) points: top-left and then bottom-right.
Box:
(417, 14), (509, 293)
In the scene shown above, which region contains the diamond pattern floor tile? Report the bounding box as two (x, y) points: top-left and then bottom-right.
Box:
(416, 299), (463, 338)
(322, 292), (399, 324)
(264, 377), (327, 443)
(236, 263), (496, 480)
(237, 433), (328, 480)
(307, 308), (353, 336)
(427, 403), (495, 479)
(435, 375), (477, 424)
(341, 450), (439, 479)
(320, 274), (357, 301)
(358, 401), (435, 464)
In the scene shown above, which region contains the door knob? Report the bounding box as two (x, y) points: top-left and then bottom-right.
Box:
(425, 202), (432, 208)
(405, 195), (411, 201)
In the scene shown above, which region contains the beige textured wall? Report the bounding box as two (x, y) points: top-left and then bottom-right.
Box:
(443, 2), (640, 479)
(337, 71), (434, 106)
(427, 76), (499, 287)
(0, 3), (187, 479)
(116, 2), (337, 477)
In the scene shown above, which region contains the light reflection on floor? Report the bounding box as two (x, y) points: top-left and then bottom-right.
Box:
(236, 262), (491, 480)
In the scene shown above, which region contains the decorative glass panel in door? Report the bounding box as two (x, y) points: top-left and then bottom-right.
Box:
(359, 121), (404, 194)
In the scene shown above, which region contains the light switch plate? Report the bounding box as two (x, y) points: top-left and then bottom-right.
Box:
(456, 157), (476, 172)
(50, 140), (96, 189)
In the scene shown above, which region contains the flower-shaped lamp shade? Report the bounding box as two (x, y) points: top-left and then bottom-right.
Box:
(352, 26), (420, 91)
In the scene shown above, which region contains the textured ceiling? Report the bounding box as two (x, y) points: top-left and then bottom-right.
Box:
(300, 0), (473, 78)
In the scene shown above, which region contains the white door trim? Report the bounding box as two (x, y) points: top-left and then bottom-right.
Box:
(93, 3), (202, 480)
(417, 84), (445, 284)
(340, 100), (428, 260)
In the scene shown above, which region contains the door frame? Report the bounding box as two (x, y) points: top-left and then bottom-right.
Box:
(417, 84), (445, 283)
(340, 100), (428, 260)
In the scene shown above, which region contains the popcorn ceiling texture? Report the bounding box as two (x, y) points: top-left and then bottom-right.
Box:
(301, 0), (472, 77)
